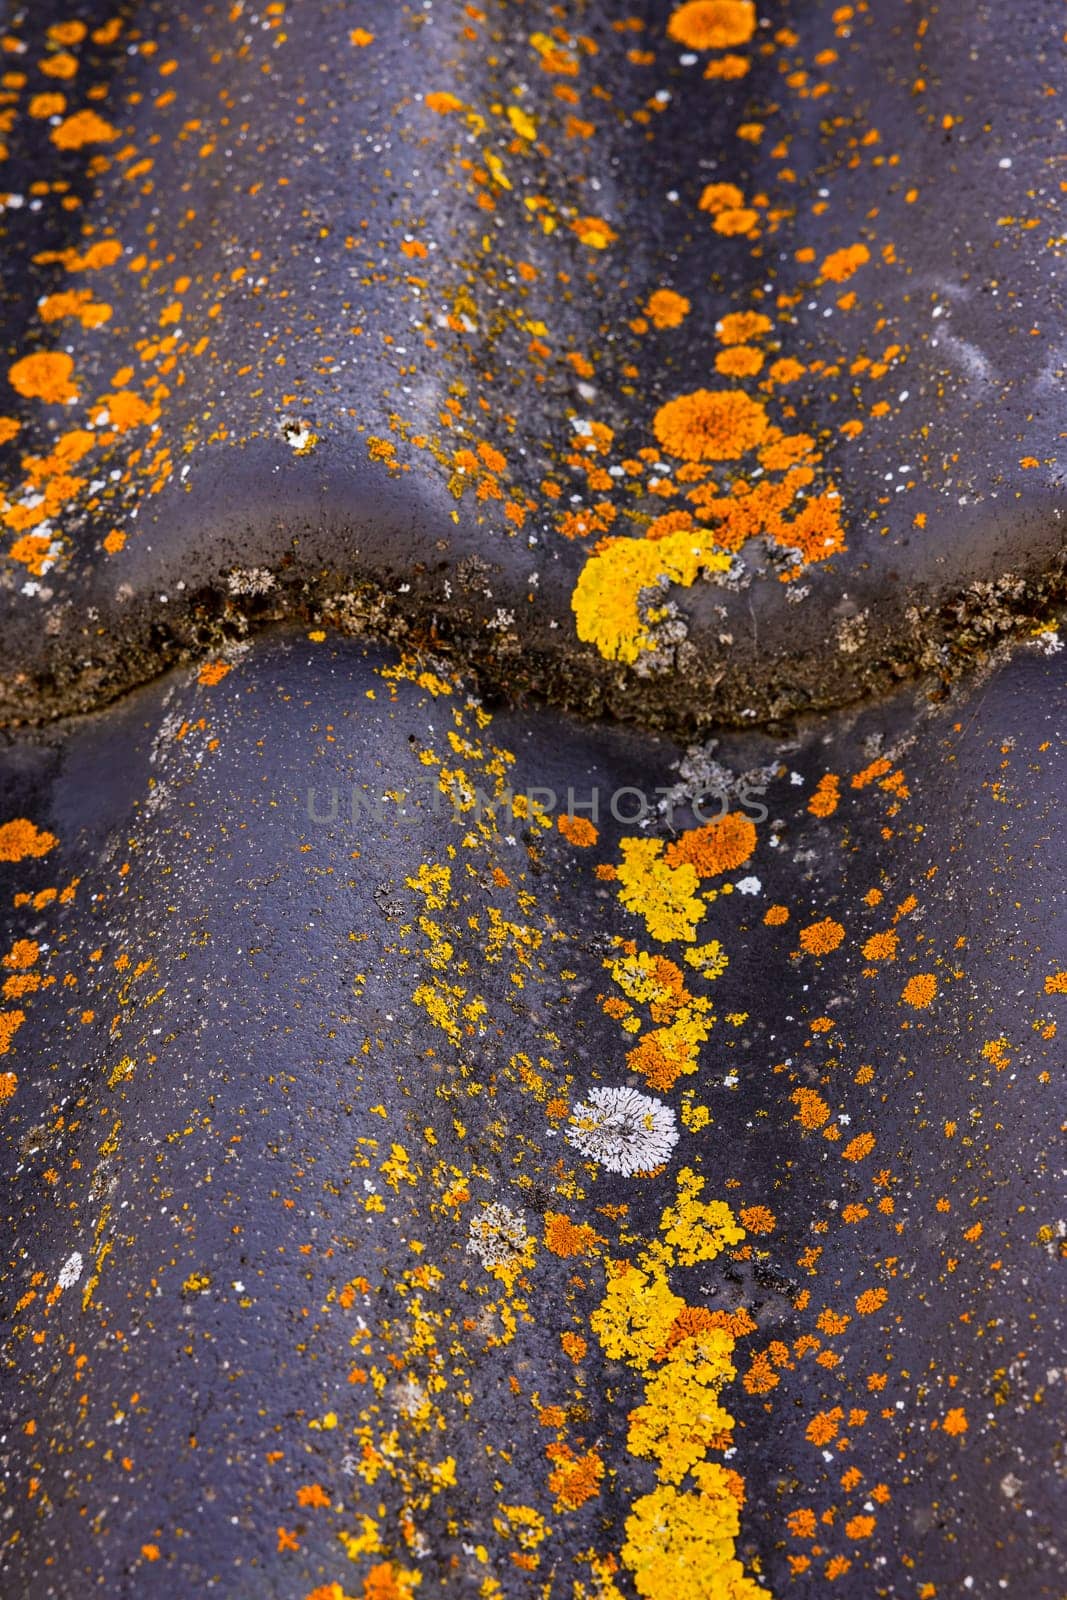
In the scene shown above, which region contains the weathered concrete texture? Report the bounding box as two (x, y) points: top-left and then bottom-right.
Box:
(1, 631), (1063, 1597)
(0, 0), (1063, 731)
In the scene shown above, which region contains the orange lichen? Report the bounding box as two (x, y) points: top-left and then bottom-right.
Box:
(544, 1211), (600, 1257)
(0, 1011), (25, 1055)
(713, 208), (759, 237)
(664, 812), (756, 877)
(570, 216), (617, 249)
(652, 388), (769, 462)
(561, 1331), (587, 1363)
(715, 310), (772, 345)
(39, 51), (79, 79)
(819, 243), (870, 283)
(805, 1407), (842, 1446)
(197, 660), (231, 686)
(807, 775), (840, 817)
(7, 351), (77, 404)
(3, 940), (39, 972)
(29, 92), (67, 119)
(739, 1205), (775, 1234)
(763, 904), (789, 925)
(645, 289), (691, 329)
(667, 1), (756, 50)
(361, 1565), (421, 1600)
(38, 288), (113, 329)
(704, 53), (750, 79)
(792, 1088), (830, 1130)
(547, 1444), (604, 1510)
(698, 182), (744, 215)
(50, 109), (118, 149)
(0, 819), (58, 862)
(715, 345), (763, 377)
(425, 91), (463, 114)
(901, 973), (937, 1009)
(799, 918), (845, 956)
(8, 535), (53, 575)
(557, 813), (597, 847)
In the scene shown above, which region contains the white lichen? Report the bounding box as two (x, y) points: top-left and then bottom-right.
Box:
(467, 1202), (530, 1271)
(227, 566), (276, 597)
(566, 1086), (678, 1175)
(57, 1251), (83, 1290)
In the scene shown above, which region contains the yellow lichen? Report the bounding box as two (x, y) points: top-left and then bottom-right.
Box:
(615, 838), (706, 944)
(571, 528), (732, 663)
